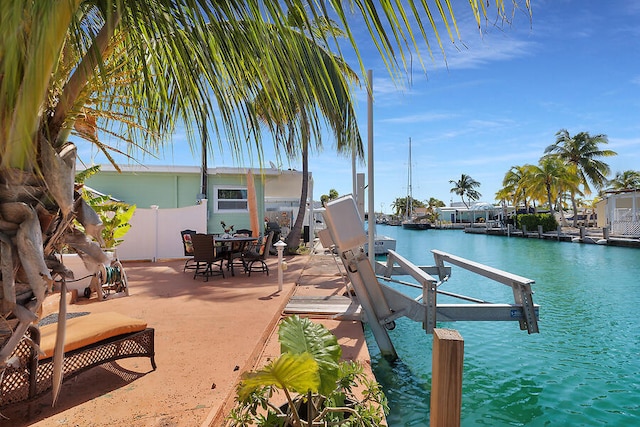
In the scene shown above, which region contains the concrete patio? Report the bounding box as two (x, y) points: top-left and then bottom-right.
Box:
(1, 250), (373, 426)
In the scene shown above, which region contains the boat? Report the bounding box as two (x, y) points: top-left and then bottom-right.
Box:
(364, 233), (397, 255)
(401, 138), (431, 230)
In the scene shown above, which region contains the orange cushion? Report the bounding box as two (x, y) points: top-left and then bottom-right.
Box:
(39, 312), (147, 359)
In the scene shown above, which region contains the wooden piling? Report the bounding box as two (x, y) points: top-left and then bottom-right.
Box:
(430, 328), (464, 427)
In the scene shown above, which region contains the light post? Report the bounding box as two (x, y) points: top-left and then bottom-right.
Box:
(274, 240), (287, 292)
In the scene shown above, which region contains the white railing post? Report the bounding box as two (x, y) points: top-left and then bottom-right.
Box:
(274, 240), (287, 292)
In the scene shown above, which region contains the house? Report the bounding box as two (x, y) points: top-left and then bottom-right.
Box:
(596, 190), (640, 236)
(83, 165), (313, 260)
(436, 202), (511, 225)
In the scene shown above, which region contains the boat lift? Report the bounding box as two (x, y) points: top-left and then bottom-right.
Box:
(322, 195), (539, 359)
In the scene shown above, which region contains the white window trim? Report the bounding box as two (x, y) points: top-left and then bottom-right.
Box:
(213, 185), (248, 213)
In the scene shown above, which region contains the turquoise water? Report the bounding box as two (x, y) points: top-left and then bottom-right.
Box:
(366, 225), (640, 426)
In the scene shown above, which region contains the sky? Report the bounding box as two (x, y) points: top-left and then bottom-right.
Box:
(76, 0), (640, 214)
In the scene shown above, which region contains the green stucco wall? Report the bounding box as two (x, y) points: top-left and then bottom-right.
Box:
(86, 169), (265, 235)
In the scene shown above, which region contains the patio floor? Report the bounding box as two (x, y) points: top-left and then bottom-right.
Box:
(1, 250), (373, 426)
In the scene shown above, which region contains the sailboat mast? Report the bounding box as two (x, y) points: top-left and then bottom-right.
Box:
(406, 138), (412, 219)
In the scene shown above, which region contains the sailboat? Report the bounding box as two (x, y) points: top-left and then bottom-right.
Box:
(401, 138), (431, 230)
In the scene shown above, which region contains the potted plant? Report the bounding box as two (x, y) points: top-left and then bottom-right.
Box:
(227, 315), (388, 426)
(76, 166), (136, 252)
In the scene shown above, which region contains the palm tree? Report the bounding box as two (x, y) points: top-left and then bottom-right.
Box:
(391, 196), (425, 217)
(607, 170), (640, 191)
(501, 165), (533, 212)
(527, 157), (581, 218)
(544, 129), (617, 226)
(449, 174), (482, 208)
(249, 14), (361, 254)
(0, 0), (531, 403)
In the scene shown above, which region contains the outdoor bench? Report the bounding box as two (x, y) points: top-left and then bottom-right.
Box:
(0, 312), (156, 407)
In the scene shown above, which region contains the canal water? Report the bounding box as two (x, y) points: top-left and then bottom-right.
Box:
(367, 225), (640, 426)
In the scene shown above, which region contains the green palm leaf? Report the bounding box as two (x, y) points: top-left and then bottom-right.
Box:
(237, 351), (320, 400)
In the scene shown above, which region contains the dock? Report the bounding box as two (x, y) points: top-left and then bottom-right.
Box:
(462, 226), (640, 248)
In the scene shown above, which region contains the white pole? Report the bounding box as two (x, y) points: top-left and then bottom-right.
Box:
(274, 240), (287, 292)
(367, 70), (375, 265)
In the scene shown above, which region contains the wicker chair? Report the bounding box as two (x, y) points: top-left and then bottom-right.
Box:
(0, 313), (155, 407)
(226, 229), (253, 276)
(192, 234), (226, 281)
(181, 229), (196, 272)
(242, 231), (274, 276)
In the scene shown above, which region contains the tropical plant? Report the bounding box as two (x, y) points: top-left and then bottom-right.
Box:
(544, 129), (617, 226)
(526, 157), (581, 218)
(607, 170), (640, 191)
(500, 165), (534, 212)
(517, 213), (558, 233)
(248, 12), (361, 255)
(0, 0), (531, 405)
(320, 189), (340, 206)
(227, 315), (388, 427)
(427, 197), (446, 209)
(76, 166), (135, 249)
(449, 174), (482, 208)
(391, 196), (425, 217)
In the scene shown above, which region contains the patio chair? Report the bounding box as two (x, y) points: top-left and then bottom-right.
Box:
(242, 231), (274, 276)
(181, 229), (196, 272)
(226, 230), (254, 275)
(192, 234), (226, 281)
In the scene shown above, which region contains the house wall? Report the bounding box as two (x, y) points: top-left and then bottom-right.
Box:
(86, 170), (199, 208)
(81, 165), (315, 259)
(85, 166), (266, 235)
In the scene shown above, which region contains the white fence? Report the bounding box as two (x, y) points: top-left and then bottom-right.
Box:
(611, 208), (640, 237)
(116, 203), (208, 261)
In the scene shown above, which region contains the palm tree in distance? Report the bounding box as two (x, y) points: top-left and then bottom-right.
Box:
(607, 170), (640, 191)
(544, 129), (617, 226)
(501, 165), (533, 212)
(527, 157), (581, 219)
(250, 12), (361, 253)
(449, 174), (482, 209)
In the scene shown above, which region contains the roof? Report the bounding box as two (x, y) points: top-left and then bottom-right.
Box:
(91, 164), (307, 177)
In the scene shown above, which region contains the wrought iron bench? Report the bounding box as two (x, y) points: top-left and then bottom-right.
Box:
(1, 312), (156, 407)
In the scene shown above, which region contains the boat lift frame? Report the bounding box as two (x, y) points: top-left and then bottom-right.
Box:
(323, 195), (539, 359)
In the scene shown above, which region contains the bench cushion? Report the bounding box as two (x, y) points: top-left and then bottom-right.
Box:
(39, 312), (147, 359)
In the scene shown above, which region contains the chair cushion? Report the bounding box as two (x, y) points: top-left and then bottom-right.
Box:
(39, 312), (147, 359)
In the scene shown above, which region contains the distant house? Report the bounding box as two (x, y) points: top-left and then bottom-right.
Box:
(83, 165), (313, 260)
(436, 202), (510, 224)
(596, 190), (640, 236)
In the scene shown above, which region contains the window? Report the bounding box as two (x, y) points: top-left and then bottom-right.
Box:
(213, 186), (248, 212)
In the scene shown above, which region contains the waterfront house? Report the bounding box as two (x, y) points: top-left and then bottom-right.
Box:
(436, 202), (511, 226)
(83, 164), (314, 260)
(596, 190), (640, 237)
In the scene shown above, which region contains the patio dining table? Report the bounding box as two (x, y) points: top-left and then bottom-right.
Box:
(212, 236), (258, 276)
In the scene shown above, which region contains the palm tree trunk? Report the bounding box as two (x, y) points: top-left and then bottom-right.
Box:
(285, 142), (308, 254)
(546, 184), (555, 217)
(570, 192), (579, 228)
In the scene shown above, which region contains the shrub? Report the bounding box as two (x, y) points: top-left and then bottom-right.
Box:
(516, 213), (558, 233)
(227, 315), (388, 426)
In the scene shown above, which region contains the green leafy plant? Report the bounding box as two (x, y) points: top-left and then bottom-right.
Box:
(227, 315), (388, 427)
(76, 166), (136, 249)
(517, 213), (558, 233)
(91, 201), (136, 249)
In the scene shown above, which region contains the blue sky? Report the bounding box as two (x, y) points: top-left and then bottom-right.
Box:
(77, 1), (640, 214)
